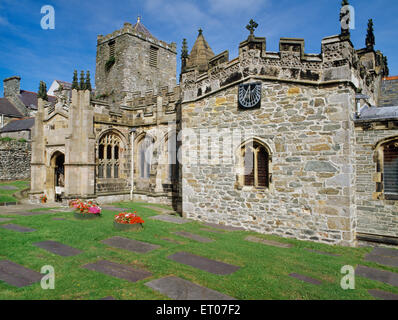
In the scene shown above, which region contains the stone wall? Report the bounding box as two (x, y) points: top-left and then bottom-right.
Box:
(0, 140), (31, 180)
(181, 80), (358, 246)
(379, 78), (398, 107)
(354, 125), (398, 238)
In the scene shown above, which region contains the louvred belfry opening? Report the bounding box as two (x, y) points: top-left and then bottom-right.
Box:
(383, 141), (398, 195)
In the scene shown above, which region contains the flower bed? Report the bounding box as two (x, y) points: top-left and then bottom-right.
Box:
(70, 199), (102, 219)
(114, 211), (144, 231)
(40, 195), (47, 203)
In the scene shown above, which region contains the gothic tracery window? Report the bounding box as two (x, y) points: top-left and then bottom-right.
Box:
(375, 139), (398, 200)
(97, 133), (122, 179)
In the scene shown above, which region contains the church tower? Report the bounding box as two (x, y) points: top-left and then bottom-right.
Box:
(95, 17), (177, 104)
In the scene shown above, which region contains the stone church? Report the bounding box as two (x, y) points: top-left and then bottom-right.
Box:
(30, 7), (398, 247)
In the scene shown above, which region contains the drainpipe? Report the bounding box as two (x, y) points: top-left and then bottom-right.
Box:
(130, 128), (137, 201)
(0, 114), (3, 129)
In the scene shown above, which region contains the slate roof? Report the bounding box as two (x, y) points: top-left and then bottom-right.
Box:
(0, 97), (23, 117)
(355, 105), (398, 122)
(18, 90), (56, 110)
(0, 118), (34, 132)
(133, 18), (154, 38)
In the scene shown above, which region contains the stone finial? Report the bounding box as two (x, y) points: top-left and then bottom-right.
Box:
(198, 28), (203, 36)
(366, 19), (375, 50)
(340, 0), (350, 37)
(37, 81), (48, 101)
(383, 56), (389, 77)
(72, 70), (79, 90)
(137, 16), (141, 24)
(85, 71), (92, 91)
(80, 71), (86, 90)
(181, 38), (188, 59)
(246, 19), (258, 36)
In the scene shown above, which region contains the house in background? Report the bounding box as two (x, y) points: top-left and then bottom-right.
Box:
(47, 80), (72, 97)
(0, 76), (55, 139)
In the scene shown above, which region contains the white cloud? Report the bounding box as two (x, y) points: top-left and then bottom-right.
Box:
(208, 0), (268, 16)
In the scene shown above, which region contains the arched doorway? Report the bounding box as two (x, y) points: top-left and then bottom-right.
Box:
(49, 152), (65, 202)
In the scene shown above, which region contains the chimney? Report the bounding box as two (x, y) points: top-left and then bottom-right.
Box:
(3, 76), (21, 97)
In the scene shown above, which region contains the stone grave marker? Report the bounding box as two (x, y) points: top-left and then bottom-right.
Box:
(368, 289), (398, 300)
(174, 231), (214, 243)
(0, 260), (42, 288)
(150, 215), (190, 225)
(102, 236), (160, 254)
(245, 236), (293, 248)
(356, 265), (398, 287)
(0, 224), (36, 233)
(145, 276), (236, 300)
(82, 260), (152, 283)
(167, 252), (240, 275)
(33, 241), (82, 257)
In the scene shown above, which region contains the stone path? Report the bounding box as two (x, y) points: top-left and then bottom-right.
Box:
(364, 247), (398, 268)
(0, 224), (36, 233)
(149, 215), (190, 225)
(141, 204), (176, 214)
(174, 231), (214, 243)
(245, 236), (293, 248)
(304, 248), (340, 257)
(203, 222), (245, 231)
(145, 276), (236, 300)
(0, 260), (42, 288)
(82, 260), (152, 283)
(33, 241), (82, 257)
(368, 289), (398, 300)
(289, 273), (322, 285)
(102, 236), (161, 254)
(356, 265), (398, 287)
(0, 186), (18, 190)
(167, 252), (240, 275)
(0, 218), (13, 223)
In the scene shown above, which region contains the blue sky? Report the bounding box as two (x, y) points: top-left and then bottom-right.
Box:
(0, 0), (397, 94)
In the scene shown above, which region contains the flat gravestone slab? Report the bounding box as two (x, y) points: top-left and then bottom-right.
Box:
(365, 253), (398, 268)
(100, 296), (116, 300)
(0, 224), (36, 233)
(203, 222), (245, 231)
(20, 211), (54, 216)
(162, 238), (185, 245)
(304, 248), (340, 257)
(289, 273), (322, 285)
(150, 215), (189, 225)
(167, 252), (240, 275)
(368, 289), (398, 300)
(0, 186), (18, 190)
(83, 260), (152, 283)
(245, 236), (293, 248)
(102, 236), (160, 254)
(371, 247), (398, 258)
(200, 228), (224, 234)
(356, 265), (398, 287)
(33, 241), (82, 257)
(0, 260), (42, 288)
(142, 205), (176, 214)
(0, 218), (12, 223)
(145, 276), (236, 300)
(102, 206), (130, 212)
(174, 231), (214, 243)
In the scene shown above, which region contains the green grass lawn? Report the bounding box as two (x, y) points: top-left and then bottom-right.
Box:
(0, 180), (30, 203)
(0, 201), (397, 300)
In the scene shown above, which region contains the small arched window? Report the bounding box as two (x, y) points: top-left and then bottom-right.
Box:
(238, 140), (270, 189)
(375, 138), (398, 200)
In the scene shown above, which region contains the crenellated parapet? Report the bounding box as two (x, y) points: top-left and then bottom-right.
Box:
(181, 33), (388, 105)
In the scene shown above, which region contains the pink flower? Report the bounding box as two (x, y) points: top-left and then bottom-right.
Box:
(88, 206), (101, 214)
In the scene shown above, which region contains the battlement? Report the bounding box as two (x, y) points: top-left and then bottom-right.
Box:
(126, 85), (180, 109)
(97, 22), (177, 54)
(181, 34), (388, 106)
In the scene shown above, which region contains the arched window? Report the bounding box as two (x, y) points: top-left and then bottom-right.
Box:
(138, 136), (154, 179)
(167, 131), (178, 181)
(238, 140), (270, 189)
(97, 132), (122, 179)
(375, 138), (398, 200)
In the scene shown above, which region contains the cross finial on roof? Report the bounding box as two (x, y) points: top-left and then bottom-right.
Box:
(246, 19), (258, 36)
(137, 15), (141, 23)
